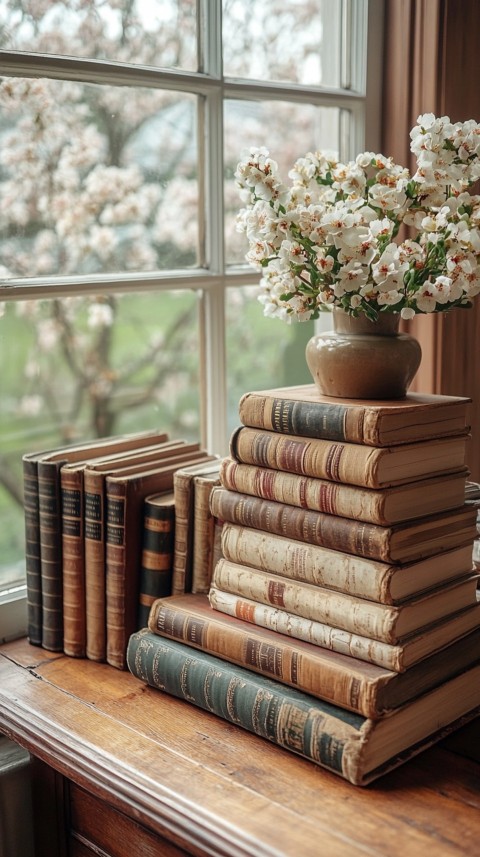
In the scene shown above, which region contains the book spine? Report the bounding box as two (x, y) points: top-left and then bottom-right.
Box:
(191, 477), (221, 594)
(127, 629), (365, 784)
(221, 523), (393, 603)
(230, 427), (379, 488)
(61, 469), (86, 657)
(171, 471), (196, 595)
(209, 588), (404, 671)
(38, 460), (64, 652)
(210, 487), (392, 562)
(84, 471), (107, 662)
(23, 458), (42, 646)
(212, 559), (399, 643)
(238, 392), (366, 443)
(148, 600), (379, 716)
(137, 500), (175, 629)
(105, 479), (129, 669)
(220, 459), (386, 524)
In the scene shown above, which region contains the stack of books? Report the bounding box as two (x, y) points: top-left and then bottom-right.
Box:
(22, 430), (216, 669)
(127, 386), (480, 786)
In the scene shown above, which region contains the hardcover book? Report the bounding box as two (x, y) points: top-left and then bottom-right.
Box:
(60, 439), (182, 658)
(171, 459), (221, 596)
(137, 491), (176, 629)
(238, 386), (471, 446)
(191, 464), (223, 594)
(127, 628), (480, 786)
(82, 439), (199, 662)
(105, 451), (215, 669)
(25, 428), (169, 652)
(209, 587), (480, 672)
(147, 593), (480, 718)
(230, 426), (469, 489)
(220, 524), (475, 604)
(209, 488), (478, 564)
(210, 560), (479, 644)
(219, 459), (469, 525)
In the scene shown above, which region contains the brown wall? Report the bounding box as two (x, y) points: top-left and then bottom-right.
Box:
(382, 0), (480, 479)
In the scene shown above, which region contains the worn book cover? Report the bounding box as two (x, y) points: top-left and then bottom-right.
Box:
(82, 439), (200, 662)
(147, 593), (480, 718)
(219, 524), (475, 604)
(127, 628), (480, 786)
(105, 450), (215, 670)
(171, 459), (221, 596)
(209, 587), (480, 672)
(238, 386), (470, 446)
(210, 488), (478, 564)
(27, 428), (169, 652)
(191, 464), (223, 594)
(219, 459), (468, 525)
(230, 426), (469, 489)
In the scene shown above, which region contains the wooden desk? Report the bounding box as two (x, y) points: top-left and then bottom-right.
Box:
(0, 638), (479, 857)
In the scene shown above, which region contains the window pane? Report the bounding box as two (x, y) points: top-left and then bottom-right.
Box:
(0, 78), (199, 278)
(0, 289), (201, 587)
(224, 99), (341, 265)
(1, 0), (197, 71)
(223, 0), (341, 87)
(226, 284), (313, 435)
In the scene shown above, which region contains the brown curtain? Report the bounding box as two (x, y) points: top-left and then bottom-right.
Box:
(382, 0), (480, 479)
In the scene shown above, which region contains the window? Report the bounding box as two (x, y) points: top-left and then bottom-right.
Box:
(0, 0), (382, 639)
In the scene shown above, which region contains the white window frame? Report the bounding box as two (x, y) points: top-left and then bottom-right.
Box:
(0, 0), (383, 639)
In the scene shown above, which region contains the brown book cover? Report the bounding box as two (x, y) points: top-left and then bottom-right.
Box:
(220, 524), (475, 604)
(191, 463), (223, 594)
(83, 441), (206, 662)
(238, 385), (471, 446)
(32, 429), (169, 652)
(210, 488), (478, 564)
(211, 559), (479, 644)
(147, 593), (480, 718)
(171, 459), (221, 596)
(209, 587), (480, 672)
(230, 426), (469, 489)
(219, 458), (468, 525)
(61, 438), (183, 660)
(105, 451), (216, 670)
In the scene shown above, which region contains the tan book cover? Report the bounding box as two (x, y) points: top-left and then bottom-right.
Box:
(219, 459), (468, 525)
(230, 426), (469, 489)
(211, 559), (478, 644)
(171, 459), (221, 595)
(220, 524), (475, 604)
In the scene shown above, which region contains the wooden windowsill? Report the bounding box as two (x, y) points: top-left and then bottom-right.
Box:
(0, 637), (479, 857)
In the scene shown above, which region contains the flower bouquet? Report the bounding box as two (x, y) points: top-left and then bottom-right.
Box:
(235, 114), (480, 323)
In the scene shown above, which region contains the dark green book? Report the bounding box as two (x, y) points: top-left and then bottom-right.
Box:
(126, 629), (480, 787)
(137, 492), (175, 629)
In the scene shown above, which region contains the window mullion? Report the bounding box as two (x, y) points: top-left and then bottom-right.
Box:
(198, 0), (227, 455)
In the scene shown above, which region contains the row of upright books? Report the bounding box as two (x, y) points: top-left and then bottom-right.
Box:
(22, 430), (222, 670)
(126, 386), (480, 786)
